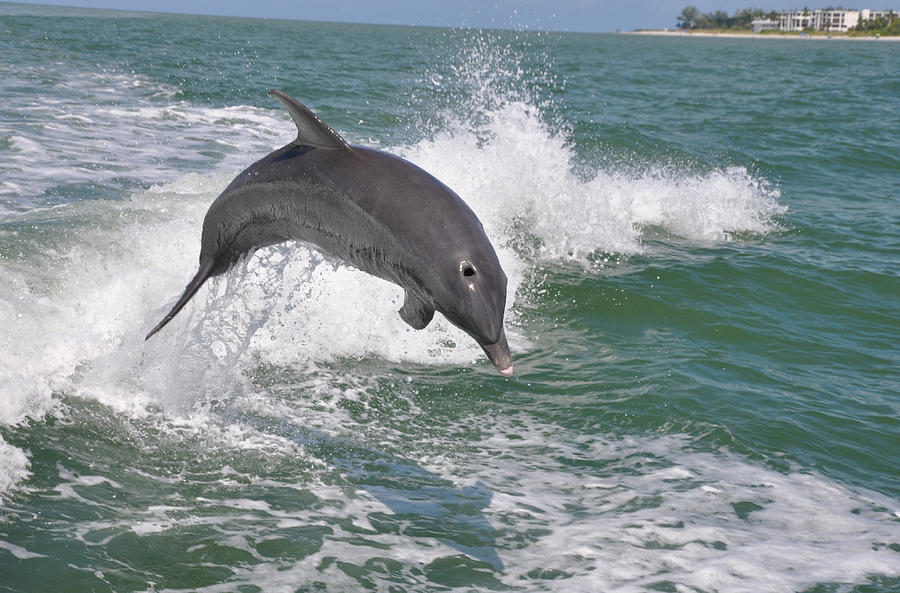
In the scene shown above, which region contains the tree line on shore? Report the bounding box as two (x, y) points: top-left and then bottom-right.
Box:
(675, 5), (898, 34)
(676, 6), (777, 30)
(853, 12), (900, 33)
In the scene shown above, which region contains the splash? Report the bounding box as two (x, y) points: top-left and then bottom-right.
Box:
(0, 90), (785, 404)
(0, 36), (788, 496)
(0, 436), (30, 497)
(404, 31), (785, 267)
(405, 105), (784, 263)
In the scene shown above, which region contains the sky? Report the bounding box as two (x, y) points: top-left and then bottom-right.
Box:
(9, 0), (834, 33)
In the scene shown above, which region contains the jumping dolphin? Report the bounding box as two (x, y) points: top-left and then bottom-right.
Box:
(146, 90), (513, 376)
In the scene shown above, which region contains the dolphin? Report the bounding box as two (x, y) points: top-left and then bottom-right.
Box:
(146, 90), (513, 376)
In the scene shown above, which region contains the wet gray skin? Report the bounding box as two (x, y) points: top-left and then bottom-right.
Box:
(147, 90), (513, 376)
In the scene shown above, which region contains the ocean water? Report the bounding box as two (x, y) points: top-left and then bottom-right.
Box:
(1, 3), (898, 591)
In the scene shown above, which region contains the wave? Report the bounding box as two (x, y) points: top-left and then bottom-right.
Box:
(9, 400), (897, 592)
(4, 30), (896, 593)
(1, 53), (785, 497)
(404, 99), (785, 262)
(0, 64), (283, 217)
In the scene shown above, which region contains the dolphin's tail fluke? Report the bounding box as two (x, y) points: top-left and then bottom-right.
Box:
(145, 258), (217, 340)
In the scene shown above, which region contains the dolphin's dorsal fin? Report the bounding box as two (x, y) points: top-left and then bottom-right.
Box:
(269, 89), (349, 150)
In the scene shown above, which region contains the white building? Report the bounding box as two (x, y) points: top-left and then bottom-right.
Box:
(743, 7), (895, 34)
(860, 9), (897, 23)
(751, 18), (780, 33)
(780, 10), (815, 31)
(813, 9), (860, 32)
(777, 9), (866, 33)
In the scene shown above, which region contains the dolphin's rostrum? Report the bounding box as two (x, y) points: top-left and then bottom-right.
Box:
(147, 90), (513, 376)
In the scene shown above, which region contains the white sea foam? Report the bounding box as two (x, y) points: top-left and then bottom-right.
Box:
(466, 427), (900, 592)
(7, 312), (893, 593)
(405, 100), (785, 262)
(1, 58), (785, 505)
(0, 539), (46, 560)
(216, 380), (899, 591)
(7, 353), (892, 590)
(0, 436), (31, 499)
(0, 66), (287, 213)
(99, 414), (895, 593)
(4, 30), (891, 593)
(1, 111), (784, 491)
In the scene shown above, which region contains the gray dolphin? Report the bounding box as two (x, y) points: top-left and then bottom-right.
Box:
(146, 90), (513, 376)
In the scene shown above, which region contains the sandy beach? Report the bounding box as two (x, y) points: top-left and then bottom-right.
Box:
(630, 29), (900, 41)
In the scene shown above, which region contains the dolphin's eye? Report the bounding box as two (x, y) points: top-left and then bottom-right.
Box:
(461, 262), (477, 277)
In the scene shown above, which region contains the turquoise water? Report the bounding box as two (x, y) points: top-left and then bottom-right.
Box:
(1, 3), (898, 591)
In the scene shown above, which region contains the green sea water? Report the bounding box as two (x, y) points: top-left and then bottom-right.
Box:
(0, 3), (898, 592)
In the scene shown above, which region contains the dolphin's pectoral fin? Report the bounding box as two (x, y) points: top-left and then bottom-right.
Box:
(269, 90), (349, 151)
(399, 291), (435, 330)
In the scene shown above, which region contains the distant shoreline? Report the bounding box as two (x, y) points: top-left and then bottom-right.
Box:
(629, 29), (900, 41)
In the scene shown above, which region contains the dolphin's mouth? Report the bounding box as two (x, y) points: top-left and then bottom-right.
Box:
(480, 329), (514, 376)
